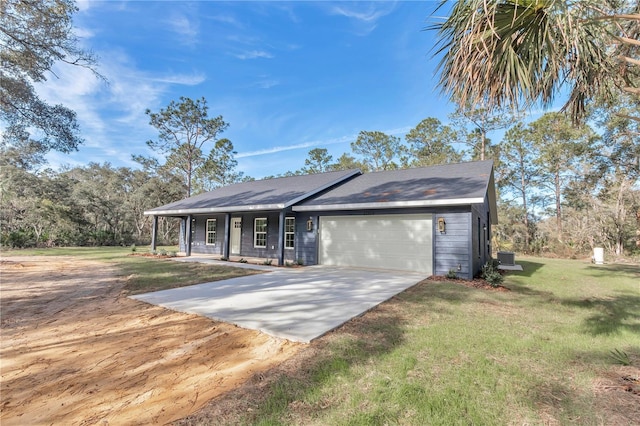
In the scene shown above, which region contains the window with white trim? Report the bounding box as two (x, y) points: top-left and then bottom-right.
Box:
(254, 218), (267, 248)
(206, 219), (217, 245)
(285, 217), (295, 249)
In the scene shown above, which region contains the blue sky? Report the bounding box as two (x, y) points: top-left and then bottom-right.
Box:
(40, 1), (467, 178)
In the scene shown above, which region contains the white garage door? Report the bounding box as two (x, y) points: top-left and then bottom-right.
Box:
(319, 214), (433, 274)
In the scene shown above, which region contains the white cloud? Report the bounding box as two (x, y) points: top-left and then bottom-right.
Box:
(252, 77), (280, 89)
(151, 72), (206, 86)
(327, 2), (397, 35)
(237, 134), (354, 158)
(236, 125), (413, 159)
(211, 14), (243, 28)
(234, 50), (274, 60)
(167, 13), (199, 45)
(34, 47), (210, 169)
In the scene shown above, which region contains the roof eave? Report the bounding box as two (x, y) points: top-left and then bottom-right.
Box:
(292, 197), (486, 212)
(144, 203), (286, 216)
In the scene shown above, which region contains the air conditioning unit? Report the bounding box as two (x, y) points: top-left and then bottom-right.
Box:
(497, 251), (515, 266)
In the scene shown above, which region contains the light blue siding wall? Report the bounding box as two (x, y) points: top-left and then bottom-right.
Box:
(433, 212), (472, 279)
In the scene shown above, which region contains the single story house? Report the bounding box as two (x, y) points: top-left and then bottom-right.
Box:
(144, 160), (497, 279)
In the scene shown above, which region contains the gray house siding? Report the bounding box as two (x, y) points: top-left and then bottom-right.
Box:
(295, 213), (317, 266)
(190, 215), (225, 255)
(433, 212), (472, 279)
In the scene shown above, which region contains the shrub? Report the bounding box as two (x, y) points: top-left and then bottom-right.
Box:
(220, 257), (228, 261)
(239, 258), (248, 263)
(481, 259), (503, 287)
(609, 348), (631, 366)
(130, 244), (137, 252)
(168, 251), (177, 257)
(159, 249), (167, 256)
(446, 269), (458, 279)
(263, 259), (273, 265)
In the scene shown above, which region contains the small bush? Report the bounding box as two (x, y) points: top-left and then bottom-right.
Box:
(263, 259), (273, 265)
(609, 348), (631, 366)
(239, 258), (248, 263)
(446, 269), (458, 279)
(130, 244), (137, 253)
(168, 251), (177, 257)
(296, 258), (304, 266)
(150, 249), (157, 255)
(285, 261), (293, 267)
(481, 259), (503, 287)
(159, 249), (167, 256)
(220, 257), (228, 261)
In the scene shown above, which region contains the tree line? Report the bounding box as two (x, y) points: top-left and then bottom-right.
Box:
(2, 94), (638, 258)
(1, 0), (638, 258)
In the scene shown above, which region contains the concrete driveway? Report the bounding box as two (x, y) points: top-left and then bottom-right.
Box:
(131, 266), (426, 342)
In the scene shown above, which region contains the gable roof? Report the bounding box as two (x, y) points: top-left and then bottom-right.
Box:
(144, 169), (361, 216)
(293, 160), (498, 223)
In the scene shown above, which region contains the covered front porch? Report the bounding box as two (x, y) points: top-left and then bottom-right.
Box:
(148, 209), (302, 267)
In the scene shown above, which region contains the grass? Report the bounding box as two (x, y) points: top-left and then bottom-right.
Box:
(1, 246), (259, 294)
(3, 248), (638, 423)
(181, 256), (640, 425)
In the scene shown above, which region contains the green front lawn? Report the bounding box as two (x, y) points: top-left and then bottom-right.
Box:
(182, 256), (639, 425)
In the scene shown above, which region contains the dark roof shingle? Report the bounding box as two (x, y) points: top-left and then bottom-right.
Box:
(145, 169), (360, 215)
(293, 160), (495, 210)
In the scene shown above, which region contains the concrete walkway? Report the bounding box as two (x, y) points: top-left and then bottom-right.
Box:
(131, 266), (426, 343)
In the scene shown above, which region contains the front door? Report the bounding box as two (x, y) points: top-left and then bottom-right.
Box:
(230, 217), (242, 254)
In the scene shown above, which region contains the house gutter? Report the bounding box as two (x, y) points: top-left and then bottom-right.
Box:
(292, 197), (486, 212)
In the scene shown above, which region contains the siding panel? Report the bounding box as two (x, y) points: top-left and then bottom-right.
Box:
(433, 212), (472, 279)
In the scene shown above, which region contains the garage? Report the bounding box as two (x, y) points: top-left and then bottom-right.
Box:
(319, 214), (433, 274)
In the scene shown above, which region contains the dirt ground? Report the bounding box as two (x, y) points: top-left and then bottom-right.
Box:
(0, 256), (301, 425)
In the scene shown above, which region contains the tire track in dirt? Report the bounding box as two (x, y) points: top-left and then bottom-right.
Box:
(1, 256), (300, 425)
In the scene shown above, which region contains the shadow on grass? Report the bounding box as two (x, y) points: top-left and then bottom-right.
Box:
(508, 259), (545, 277)
(585, 263), (640, 279)
(175, 308), (407, 425)
(527, 345), (640, 425)
(561, 291), (640, 336)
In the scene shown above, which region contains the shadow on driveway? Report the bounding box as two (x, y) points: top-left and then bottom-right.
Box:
(131, 266), (426, 343)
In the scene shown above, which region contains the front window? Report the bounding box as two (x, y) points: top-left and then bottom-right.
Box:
(206, 219), (217, 245)
(254, 218), (267, 248)
(285, 217), (295, 249)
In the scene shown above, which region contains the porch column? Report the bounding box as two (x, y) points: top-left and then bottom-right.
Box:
(223, 213), (230, 258)
(185, 214), (192, 257)
(277, 210), (285, 266)
(150, 215), (158, 251)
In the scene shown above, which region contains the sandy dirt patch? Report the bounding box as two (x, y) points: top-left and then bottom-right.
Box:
(0, 256), (301, 425)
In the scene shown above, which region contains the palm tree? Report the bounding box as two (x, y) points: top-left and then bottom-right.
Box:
(430, 0), (639, 122)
